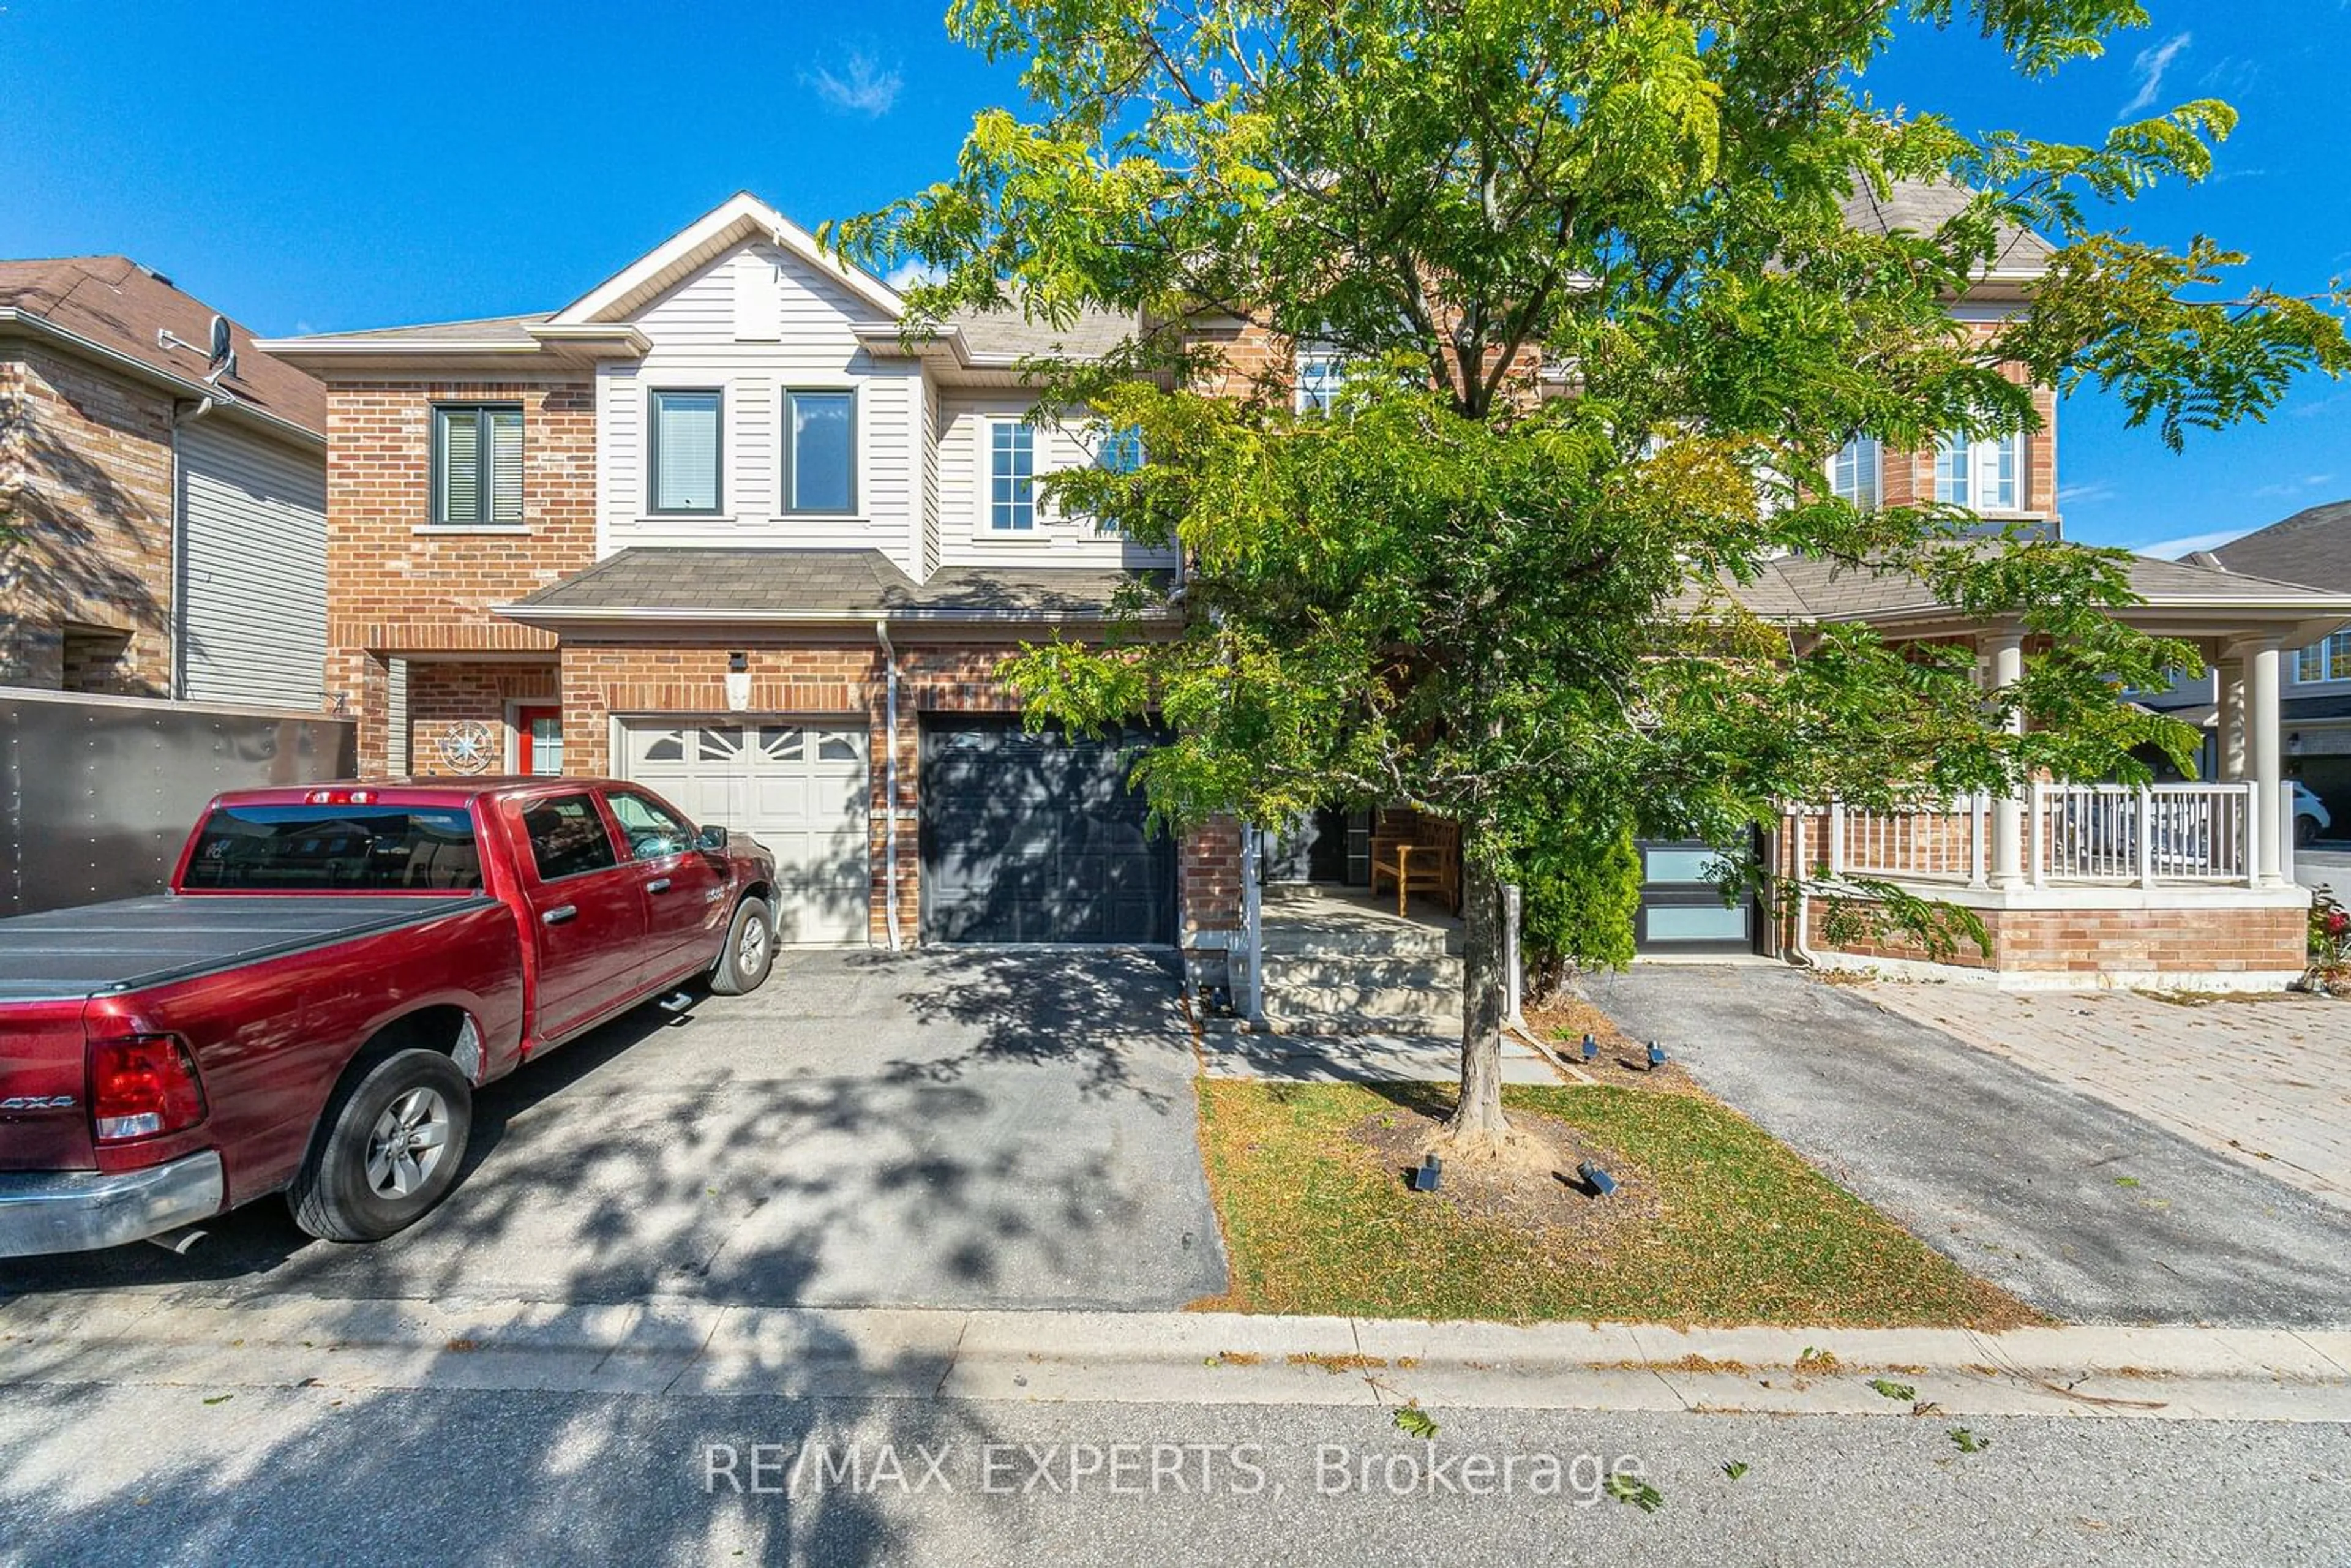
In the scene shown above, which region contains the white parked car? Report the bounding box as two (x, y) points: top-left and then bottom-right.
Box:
(2294, 781), (2331, 847)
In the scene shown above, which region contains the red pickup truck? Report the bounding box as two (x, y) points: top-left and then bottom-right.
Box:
(0, 778), (778, 1256)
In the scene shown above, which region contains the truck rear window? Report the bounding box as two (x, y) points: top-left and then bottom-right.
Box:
(182, 805), (483, 891)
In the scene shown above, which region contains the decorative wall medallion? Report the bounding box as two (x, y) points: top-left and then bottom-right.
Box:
(437, 719), (498, 775)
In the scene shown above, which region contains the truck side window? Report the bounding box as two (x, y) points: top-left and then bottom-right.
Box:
(607, 790), (694, 861)
(522, 793), (619, 882)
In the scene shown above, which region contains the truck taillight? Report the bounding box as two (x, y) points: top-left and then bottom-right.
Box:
(90, 1035), (208, 1142)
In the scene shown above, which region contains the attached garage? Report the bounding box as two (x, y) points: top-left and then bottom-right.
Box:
(621, 719), (869, 943)
(920, 716), (1176, 945)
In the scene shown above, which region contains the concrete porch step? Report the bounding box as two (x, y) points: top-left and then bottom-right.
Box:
(1263, 979), (1463, 1021)
(1259, 922), (1460, 960)
(1261, 953), (1464, 992)
(1264, 1005), (1469, 1036)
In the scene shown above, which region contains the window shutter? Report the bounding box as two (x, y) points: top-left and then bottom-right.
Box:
(655, 392), (721, 511)
(488, 408), (524, 522)
(440, 409), (482, 523)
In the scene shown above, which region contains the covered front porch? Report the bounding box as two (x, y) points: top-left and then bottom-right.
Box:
(1777, 561), (2351, 988)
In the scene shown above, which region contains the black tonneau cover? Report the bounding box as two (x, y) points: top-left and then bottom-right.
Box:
(0, 895), (499, 1003)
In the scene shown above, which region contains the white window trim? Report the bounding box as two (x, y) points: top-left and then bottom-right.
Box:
(1934, 430), (2028, 514)
(2296, 631), (2351, 686)
(1828, 435), (1882, 509)
(977, 416), (1043, 538)
(1294, 347), (1343, 415)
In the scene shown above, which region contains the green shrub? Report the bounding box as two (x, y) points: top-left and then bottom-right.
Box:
(1520, 827), (1641, 997)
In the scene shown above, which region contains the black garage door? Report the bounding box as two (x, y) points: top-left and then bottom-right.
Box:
(920, 717), (1176, 945)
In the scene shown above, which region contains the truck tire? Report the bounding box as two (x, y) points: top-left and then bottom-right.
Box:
(289, 1048), (474, 1243)
(710, 896), (775, 996)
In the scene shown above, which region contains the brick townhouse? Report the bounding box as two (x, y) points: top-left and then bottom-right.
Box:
(263, 187), (2351, 991)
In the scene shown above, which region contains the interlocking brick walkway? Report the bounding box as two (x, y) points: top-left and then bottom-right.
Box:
(1861, 983), (2351, 1212)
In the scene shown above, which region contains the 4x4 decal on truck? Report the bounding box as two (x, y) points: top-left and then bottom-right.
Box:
(0, 1095), (78, 1111)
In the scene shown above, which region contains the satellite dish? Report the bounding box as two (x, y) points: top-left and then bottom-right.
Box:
(206, 314), (232, 370)
(206, 348), (238, 388)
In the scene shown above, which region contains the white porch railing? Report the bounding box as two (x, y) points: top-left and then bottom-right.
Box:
(1826, 782), (2273, 889)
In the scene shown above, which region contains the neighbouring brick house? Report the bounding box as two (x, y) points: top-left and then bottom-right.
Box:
(0, 257), (329, 705)
(263, 188), (2351, 992)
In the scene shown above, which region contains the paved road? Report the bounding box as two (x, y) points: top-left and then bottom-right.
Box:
(2295, 844), (2351, 897)
(1584, 966), (2351, 1327)
(1, 1381), (2341, 1567)
(2, 948), (1225, 1312)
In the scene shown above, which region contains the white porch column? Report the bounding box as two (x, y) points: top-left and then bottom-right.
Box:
(2248, 640), (2284, 883)
(1983, 631), (2027, 886)
(2217, 655), (2247, 781)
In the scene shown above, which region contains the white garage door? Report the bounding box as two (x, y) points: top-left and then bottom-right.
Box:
(621, 719), (869, 944)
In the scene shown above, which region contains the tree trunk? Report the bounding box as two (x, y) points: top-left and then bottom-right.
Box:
(1445, 852), (1513, 1149)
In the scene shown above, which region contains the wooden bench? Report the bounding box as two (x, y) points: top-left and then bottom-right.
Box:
(1370, 811), (1461, 915)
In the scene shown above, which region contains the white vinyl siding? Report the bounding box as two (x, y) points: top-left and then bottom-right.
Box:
(177, 421), (326, 707)
(598, 238), (919, 570)
(934, 393), (1179, 569)
(1933, 430), (2023, 512)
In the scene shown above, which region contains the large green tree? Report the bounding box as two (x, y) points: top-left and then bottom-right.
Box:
(833, 0), (2349, 1152)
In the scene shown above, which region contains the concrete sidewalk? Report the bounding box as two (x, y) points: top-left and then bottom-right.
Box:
(6, 1288), (2345, 1425)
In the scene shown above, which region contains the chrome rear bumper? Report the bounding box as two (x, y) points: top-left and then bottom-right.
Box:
(0, 1152), (227, 1256)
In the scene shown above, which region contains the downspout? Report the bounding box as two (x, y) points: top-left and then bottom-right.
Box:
(1787, 805), (1820, 968)
(167, 395), (223, 700)
(874, 619), (902, 951)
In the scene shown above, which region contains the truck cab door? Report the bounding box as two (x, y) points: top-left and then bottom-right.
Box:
(603, 786), (729, 986)
(511, 790), (648, 1042)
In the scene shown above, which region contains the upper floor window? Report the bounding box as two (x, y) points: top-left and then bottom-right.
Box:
(649, 389), (722, 514)
(432, 404), (523, 527)
(989, 420), (1035, 531)
(1295, 351), (1343, 415)
(784, 389), (855, 514)
(1096, 425), (1146, 474)
(1933, 430), (2023, 512)
(2298, 631), (2351, 684)
(1829, 435), (1881, 509)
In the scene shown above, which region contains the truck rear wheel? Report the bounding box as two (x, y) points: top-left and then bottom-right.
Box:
(709, 897), (775, 996)
(289, 1048), (473, 1242)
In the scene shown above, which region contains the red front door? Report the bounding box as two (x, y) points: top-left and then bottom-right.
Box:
(517, 707), (564, 776)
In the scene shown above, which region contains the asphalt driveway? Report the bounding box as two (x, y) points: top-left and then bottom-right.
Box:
(1584, 965), (2351, 1327)
(4, 948), (1226, 1311)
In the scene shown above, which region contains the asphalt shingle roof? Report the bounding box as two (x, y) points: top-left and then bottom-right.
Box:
(0, 255), (325, 435)
(2206, 501), (2351, 593)
(510, 547), (1171, 619)
(1701, 546), (2348, 623)
(1837, 180), (2055, 276)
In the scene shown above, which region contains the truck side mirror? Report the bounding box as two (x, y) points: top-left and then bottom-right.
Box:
(695, 823), (728, 853)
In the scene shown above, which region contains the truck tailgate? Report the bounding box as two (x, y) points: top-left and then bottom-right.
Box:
(0, 998), (96, 1170)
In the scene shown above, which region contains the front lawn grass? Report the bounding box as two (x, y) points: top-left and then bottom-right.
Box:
(1193, 1080), (2043, 1329)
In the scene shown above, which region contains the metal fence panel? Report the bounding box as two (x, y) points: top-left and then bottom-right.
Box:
(2, 688), (355, 917)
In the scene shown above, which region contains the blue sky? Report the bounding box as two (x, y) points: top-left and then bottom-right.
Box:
(3, 0), (2342, 555)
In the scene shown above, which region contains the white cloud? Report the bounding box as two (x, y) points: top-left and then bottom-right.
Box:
(885, 257), (948, 291)
(2135, 527), (2248, 560)
(2058, 480), (2120, 506)
(804, 50), (902, 118)
(2118, 31), (2192, 119)
(2252, 473), (2338, 500)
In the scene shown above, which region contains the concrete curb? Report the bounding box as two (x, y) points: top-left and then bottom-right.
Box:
(4, 1289), (2346, 1423)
